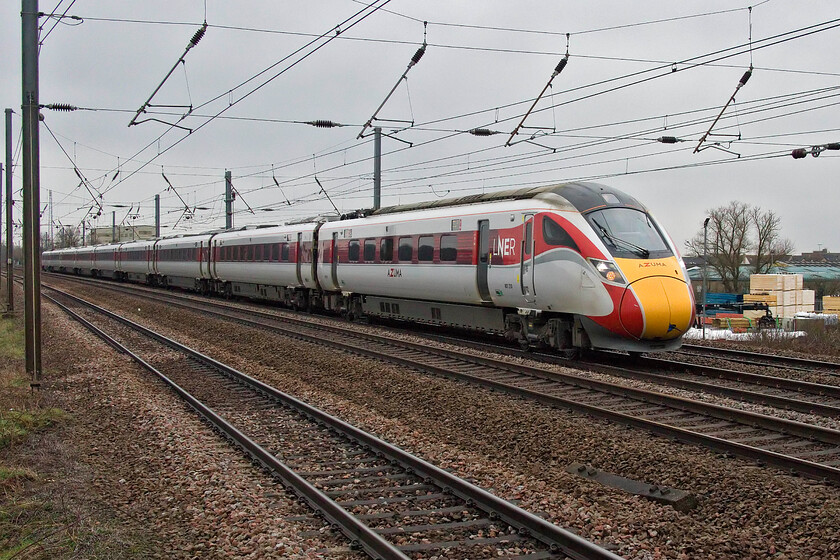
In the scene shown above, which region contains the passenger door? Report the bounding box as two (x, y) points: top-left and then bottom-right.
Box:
(331, 232), (339, 288)
(477, 220), (492, 302)
(295, 232), (303, 285)
(520, 214), (536, 303)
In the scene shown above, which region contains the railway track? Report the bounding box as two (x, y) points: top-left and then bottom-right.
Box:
(44, 274), (840, 485)
(676, 343), (840, 376)
(44, 284), (621, 560)
(403, 330), (840, 420)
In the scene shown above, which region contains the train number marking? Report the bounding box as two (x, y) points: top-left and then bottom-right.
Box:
(387, 267), (402, 277)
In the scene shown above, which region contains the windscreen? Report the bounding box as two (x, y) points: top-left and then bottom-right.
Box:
(586, 207), (672, 259)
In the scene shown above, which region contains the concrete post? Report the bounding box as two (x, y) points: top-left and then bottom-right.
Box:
(21, 0), (42, 385)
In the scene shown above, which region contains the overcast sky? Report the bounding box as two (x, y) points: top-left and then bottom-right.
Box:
(1, 1), (838, 254)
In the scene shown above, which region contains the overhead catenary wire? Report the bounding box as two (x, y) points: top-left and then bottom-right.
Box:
(98, 0), (393, 198)
(506, 34), (570, 147)
(41, 120), (104, 216)
(156, 83), (840, 218)
(128, 20), (208, 128)
(40, 79), (840, 228)
(41, 5), (840, 232)
(358, 25), (428, 139)
(80, 15), (840, 205)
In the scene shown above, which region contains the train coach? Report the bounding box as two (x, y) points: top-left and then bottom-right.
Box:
(43, 181), (695, 354)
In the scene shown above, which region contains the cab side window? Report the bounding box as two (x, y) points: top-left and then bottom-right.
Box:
(543, 216), (580, 253)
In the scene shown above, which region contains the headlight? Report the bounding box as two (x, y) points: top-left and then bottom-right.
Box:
(588, 258), (626, 285)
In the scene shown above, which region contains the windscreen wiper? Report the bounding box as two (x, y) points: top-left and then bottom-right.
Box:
(592, 219), (650, 258)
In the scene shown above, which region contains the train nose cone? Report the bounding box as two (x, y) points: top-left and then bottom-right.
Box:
(620, 276), (693, 340)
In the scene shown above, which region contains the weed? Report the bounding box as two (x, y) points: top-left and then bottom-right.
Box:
(745, 323), (840, 357)
(0, 320), (23, 361)
(0, 409), (67, 449)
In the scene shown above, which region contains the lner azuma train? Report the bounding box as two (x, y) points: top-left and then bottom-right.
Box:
(43, 182), (695, 354)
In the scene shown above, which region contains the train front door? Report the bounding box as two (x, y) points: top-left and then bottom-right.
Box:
(477, 220), (492, 302)
(520, 214), (536, 303)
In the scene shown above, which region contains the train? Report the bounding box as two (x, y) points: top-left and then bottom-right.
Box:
(43, 182), (695, 355)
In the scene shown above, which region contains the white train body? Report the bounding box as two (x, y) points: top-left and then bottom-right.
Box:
(211, 224), (320, 296)
(117, 240), (155, 280)
(43, 182), (695, 353)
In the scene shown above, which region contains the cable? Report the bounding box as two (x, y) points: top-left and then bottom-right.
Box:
(99, 0), (392, 198)
(39, 0), (78, 49)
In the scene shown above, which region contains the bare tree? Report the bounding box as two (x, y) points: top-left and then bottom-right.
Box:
(54, 226), (81, 249)
(39, 232), (51, 253)
(750, 207), (794, 274)
(685, 201), (752, 293)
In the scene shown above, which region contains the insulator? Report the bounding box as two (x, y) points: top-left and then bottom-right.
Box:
(791, 148), (807, 159)
(825, 142), (840, 151)
(553, 56), (568, 75)
(739, 68), (752, 87)
(46, 103), (77, 111)
(411, 44), (426, 65)
(469, 128), (497, 136)
(190, 24), (207, 47)
(306, 120), (341, 128)
(657, 136), (679, 144)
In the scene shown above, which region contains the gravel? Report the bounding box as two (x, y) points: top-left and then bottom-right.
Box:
(41, 292), (365, 559)
(45, 277), (840, 559)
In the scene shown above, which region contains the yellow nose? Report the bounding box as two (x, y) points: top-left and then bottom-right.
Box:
(630, 276), (694, 339)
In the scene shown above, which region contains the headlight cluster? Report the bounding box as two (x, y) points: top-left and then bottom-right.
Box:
(588, 258), (626, 285)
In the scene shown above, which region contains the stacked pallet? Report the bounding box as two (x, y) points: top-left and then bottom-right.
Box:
(712, 316), (753, 331)
(824, 296), (840, 317)
(748, 274), (813, 318)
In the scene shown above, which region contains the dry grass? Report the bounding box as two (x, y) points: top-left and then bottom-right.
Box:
(742, 323), (840, 357)
(0, 309), (151, 559)
(0, 316), (86, 559)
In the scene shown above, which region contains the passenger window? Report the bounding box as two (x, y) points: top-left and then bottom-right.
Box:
(418, 236), (434, 262)
(398, 237), (413, 262)
(364, 239), (376, 262)
(348, 240), (360, 262)
(272, 243), (280, 261)
(380, 237), (394, 262)
(246, 245), (254, 261)
(440, 235), (457, 262)
(255, 245), (263, 261)
(281, 243), (290, 262)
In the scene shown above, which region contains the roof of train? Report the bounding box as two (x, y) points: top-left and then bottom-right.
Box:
(370, 181), (645, 216)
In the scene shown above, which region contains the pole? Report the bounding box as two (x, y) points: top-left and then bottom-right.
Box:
(5, 108), (13, 312)
(21, 0), (41, 386)
(0, 162), (3, 283)
(81, 220), (85, 247)
(112, 210), (116, 242)
(154, 193), (160, 237)
(373, 127), (381, 210)
(225, 170), (233, 229)
(702, 224), (708, 339)
(48, 190), (52, 249)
